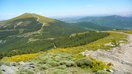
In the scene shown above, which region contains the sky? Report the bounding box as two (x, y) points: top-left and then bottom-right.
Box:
(0, 0), (132, 20)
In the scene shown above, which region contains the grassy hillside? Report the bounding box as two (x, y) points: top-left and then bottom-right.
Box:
(1, 31), (127, 62)
(0, 31), (127, 74)
(0, 31), (108, 59)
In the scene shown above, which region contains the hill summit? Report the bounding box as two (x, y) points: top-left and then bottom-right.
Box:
(8, 13), (56, 25)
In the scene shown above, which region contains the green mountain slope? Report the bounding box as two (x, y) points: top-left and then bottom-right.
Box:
(0, 13), (86, 38)
(0, 13), (89, 58)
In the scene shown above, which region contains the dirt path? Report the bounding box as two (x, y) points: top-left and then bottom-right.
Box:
(35, 16), (45, 31)
(82, 33), (132, 74)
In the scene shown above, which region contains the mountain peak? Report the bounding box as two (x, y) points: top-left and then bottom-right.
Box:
(22, 13), (34, 15)
(9, 13), (56, 24)
(15, 13), (37, 19)
(20, 13), (41, 17)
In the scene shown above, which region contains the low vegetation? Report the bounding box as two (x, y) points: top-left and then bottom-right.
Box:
(0, 31), (126, 74)
(47, 31), (127, 55)
(123, 30), (132, 34)
(1, 31), (126, 61)
(81, 31), (127, 50)
(0, 69), (2, 74)
(0, 31), (108, 59)
(95, 70), (110, 74)
(114, 30), (132, 34)
(0, 52), (111, 74)
(54, 31), (109, 48)
(1, 53), (41, 62)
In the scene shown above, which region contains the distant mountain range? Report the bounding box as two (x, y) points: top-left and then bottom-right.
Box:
(58, 15), (132, 29)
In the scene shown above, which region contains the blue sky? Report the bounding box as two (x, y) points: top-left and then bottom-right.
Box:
(0, 0), (132, 20)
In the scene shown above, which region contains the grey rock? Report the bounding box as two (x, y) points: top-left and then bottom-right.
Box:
(0, 65), (16, 74)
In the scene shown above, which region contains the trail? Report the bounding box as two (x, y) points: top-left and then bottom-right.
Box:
(82, 32), (132, 74)
(36, 16), (45, 31)
(17, 15), (45, 37)
(33, 15), (45, 33)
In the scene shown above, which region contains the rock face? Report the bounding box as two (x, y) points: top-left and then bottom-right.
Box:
(82, 34), (132, 74)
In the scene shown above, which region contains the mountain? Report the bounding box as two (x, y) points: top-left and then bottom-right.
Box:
(71, 22), (112, 31)
(77, 15), (132, 29)
(57, 17), (112, 31)
(59, 15), (132, 29)
(0, 13), (88, 53)
(0, 13), (87, 38)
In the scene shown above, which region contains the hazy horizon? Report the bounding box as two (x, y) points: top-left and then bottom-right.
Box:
(0, 0), (132, 20)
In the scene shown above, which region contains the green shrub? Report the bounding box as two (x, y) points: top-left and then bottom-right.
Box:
(0, 69), (2, 74)
(73, 54), (84, 60)
(57, 65), (67, 69)
(47, 61), (60, 67)
(53, 53), (73, 61)
(16, 69), (35, 74)
(37, 64), (51, 70)
(111, 40), (120, 47)
(38, 61), (46, 64)
(47, 69), (67, 74)
(0, 61), (4, 66)
(95, 70), (110, 74)
(60, 60), (76, 67)
(92, 59), (110, 72)
(76, 58), (92, 68)
(0, 61), (10, 66)
(107, 62), (113, 66)
(10, 62), (18, 66)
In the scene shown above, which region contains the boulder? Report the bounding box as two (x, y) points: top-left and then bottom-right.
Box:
(0, 65), (16, 74)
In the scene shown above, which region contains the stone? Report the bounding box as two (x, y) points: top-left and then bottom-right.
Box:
(19, 61), (25, 66)
(0, 65), (15, 74)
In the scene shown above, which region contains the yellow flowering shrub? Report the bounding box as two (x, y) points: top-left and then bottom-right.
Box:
(1, 53), (41, 62)
(47, 48), (84, 54)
